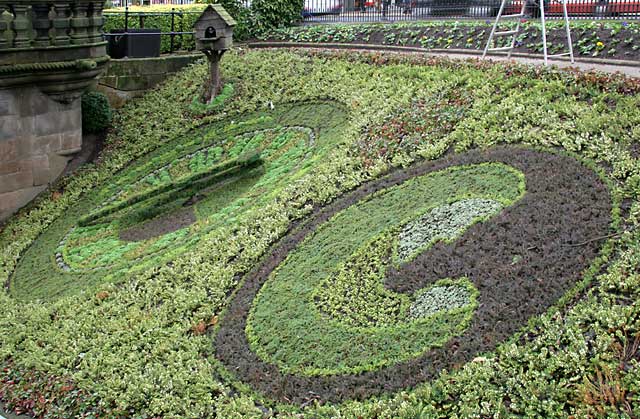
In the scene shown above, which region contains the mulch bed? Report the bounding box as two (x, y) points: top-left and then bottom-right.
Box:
(118, 206), (196, 242)
(215, 147), (612, 405)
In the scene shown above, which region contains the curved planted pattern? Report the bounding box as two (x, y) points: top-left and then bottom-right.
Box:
(10, 102), (347, 300)
(215, 147), (612, 403)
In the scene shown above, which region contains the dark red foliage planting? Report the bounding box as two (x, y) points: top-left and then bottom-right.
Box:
(215, 147), (612, 405)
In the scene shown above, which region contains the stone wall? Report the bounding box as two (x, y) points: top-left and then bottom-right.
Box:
(98, 53), (202, 108)
(0, 87), (81, 220)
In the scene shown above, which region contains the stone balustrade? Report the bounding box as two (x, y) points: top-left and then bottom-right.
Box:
(0, 1), (105, 51)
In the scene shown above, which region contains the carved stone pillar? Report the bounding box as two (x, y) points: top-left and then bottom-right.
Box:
(52, 2), (71, 46)
(32, 3), (52, 47)
(87, 1), (104, 43)
(70, 0), (90, 45)
(10, 4), (31, 48)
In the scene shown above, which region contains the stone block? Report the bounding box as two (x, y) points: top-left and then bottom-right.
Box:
(0, 170), (33, 194)
(31, 155), (51, 186)
(27, 133), (61, 155)
(33, 113), (57, 137)
(116, 75), (151, 91)
(0, 90), (17, 116)
(48, 152), (71, 179)
(0, 138), (18, 161)
(0, 185), (47, 221)
(0, 116), (18, 141)
(166, 54), (202, 72)
(0, 160), (20, 176)
(17, 116), (35, 139)
(99, 75), (119, 89)
(60, 109), (82, 133)
(17, 88), (53, 117)
(34, 109), (80, 137)
(59, 130), (82, 154)
(98, 54), (203, 91)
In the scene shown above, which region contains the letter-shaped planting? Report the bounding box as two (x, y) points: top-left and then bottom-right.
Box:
(215, 148), (612, 404)
(246, 163), (524, 376)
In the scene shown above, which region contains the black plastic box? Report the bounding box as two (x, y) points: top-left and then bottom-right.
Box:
(107, 28), (161, 59)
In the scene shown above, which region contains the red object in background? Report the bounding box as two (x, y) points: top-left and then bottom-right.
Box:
(505, 0), (640, 16)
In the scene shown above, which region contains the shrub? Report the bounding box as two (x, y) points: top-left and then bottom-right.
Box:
(247, 0), (304, 35)
(81, 91), (112, 134)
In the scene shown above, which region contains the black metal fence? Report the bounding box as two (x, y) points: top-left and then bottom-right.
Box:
(109, 0), (640, 25)
(101, 0), (638, 57)
(287, 0), (640, 22)
(109, 0), (196, 5)
(103, 9), (200, 55)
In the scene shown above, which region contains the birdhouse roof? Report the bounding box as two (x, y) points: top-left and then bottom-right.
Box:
(196, 4), (237, 27)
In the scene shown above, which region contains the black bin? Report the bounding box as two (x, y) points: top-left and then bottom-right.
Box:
(107, 28), (161, 59)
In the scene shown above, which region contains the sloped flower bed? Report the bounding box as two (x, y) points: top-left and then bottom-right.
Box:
(217, 147), (612, 403)
(259, 21), (640, 61)
(10, 104), (346, 301)
(1, 50), (640, 419)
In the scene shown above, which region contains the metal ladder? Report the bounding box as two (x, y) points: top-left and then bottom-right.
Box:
(482, 0), (574, 66)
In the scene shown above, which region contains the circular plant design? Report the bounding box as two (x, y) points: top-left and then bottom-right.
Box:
(10, 102), (347, 301)
(215, 147), (612, 404)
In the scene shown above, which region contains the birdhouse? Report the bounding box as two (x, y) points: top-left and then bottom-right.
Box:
(194, 4), (236, 52)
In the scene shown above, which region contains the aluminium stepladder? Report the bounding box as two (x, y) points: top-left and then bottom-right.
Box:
(482, 0), (574, 66)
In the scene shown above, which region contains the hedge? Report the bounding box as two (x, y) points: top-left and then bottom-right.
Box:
(81, 91), (113, 134)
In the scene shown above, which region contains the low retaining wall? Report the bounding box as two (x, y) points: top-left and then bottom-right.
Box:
(97, 53), (203, 108)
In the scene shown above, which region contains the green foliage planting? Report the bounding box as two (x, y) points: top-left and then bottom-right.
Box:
(409, 279), (473, 319)
(0, 49), (639, 418)
(396, 198), (504, 262)
(81, 91), (112, 134)
(11, 105), (345, 301)
(189, 83), (235, 114)
(260, 20), (640, 61)
(247, 0), (304, 35)
(246, 163), (523, 376)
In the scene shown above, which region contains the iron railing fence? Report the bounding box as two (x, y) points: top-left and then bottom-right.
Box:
(110, 0), (640, 23)
(101, 0), (639, 54)
(245, 0), (640, 22)
(109, 0), (196, 5)
(103, 9), (201, 53)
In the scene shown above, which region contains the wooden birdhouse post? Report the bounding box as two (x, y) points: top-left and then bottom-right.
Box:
(194, 5), (236, 103)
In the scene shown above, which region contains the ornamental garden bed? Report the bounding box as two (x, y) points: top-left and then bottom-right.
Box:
(1, 49), (640, 419)
(257, 20), (640, 61)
